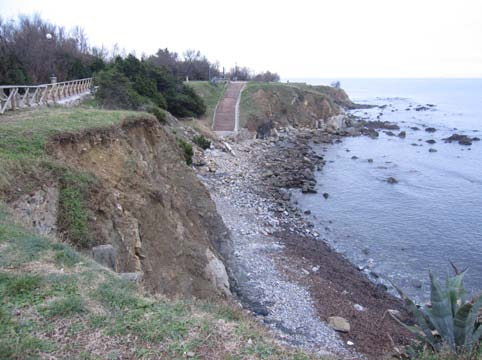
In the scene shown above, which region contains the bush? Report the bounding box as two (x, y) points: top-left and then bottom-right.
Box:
(148, 106), (166, 123)
(193, 135), (211, 150)
(391, 266), (481, 358)
(177, 139), (193, 166)
(94, 68), (143, 109)
(165, 85), (206, 118)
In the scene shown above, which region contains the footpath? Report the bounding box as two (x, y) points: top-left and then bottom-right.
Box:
(213, 81), (245, 135)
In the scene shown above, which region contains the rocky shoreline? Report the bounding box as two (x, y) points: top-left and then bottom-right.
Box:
(196, 127), (412, 359)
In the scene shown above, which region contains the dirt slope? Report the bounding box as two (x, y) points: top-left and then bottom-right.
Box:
(7, 114), (232, 299)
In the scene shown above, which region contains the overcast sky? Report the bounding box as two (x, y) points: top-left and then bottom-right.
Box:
(2, 0), (482, 78)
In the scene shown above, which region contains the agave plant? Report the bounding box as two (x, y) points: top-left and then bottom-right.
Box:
(391, 265), (481, 356)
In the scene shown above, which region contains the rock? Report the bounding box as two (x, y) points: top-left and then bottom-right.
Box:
(362, 247), (370, 255)
(11, 186), (59, 237)
(426, 139), (436, 144)
(386, 177), (398, 184)
(364, 121), (400, 130)
(322, 192), (329, 199)
(303, 168), (315, 180)
(398, 131), (406, 138)
(354, 304), (365, 312)
(415, 105), (430, 111)
(304, 210), (311, 215)
(367, 158), (374, 163)
(443, 133), (474, 145)
(328, 316), (350, 333)
(186, 351), (195, 358)
(92, 245), (117, 271)
(302, 183), (317, 194)
(204, 249), (231, 296)
(410, 126), (420, 131)
(351, 155), (358, 160)
(425, 127), (437, 133)
(459, 139), (472, 146)
(428, 148), (438, 153)
(361, 128), (379, 139)
(279, 188), (291, 201)
(384, 131), (396, 136)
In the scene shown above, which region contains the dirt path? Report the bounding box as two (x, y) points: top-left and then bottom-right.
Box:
(213, 82), (245, 133)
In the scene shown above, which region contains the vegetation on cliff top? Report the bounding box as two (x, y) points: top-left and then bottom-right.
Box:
(238, 82), (347, 133)
(0, 205), (316, 359)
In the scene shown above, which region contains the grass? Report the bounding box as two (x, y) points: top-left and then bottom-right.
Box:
(0, 107), (148, 161)
(57, 170), (95, 248)
(0, 205), (320, 359)
(186, 81), (227, 123)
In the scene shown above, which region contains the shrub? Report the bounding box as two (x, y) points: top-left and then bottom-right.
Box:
(94, 68), (143, 109)
(148, 106), (166, 123)
(391, 266), (481, 358)
(165, 85), (206, 118)
(177, 139), (193, 166)
(193, 135), (211, 150)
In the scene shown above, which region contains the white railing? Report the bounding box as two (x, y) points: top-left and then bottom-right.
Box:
(0, 78), (93, 114)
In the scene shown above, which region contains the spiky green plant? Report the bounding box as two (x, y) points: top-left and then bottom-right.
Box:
(391, 266), (481, 357)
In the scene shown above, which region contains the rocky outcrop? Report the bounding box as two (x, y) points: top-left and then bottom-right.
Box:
(240, 84), (354, 135)
(18, 117), (232, 299)
(10, 186), (59, 237)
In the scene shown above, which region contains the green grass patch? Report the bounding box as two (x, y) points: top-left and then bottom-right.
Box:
(177, 138), (193, 166)
(0, 108), (148, 161)
(187, 81), (227, 122)
(40, 294), (86, 319)
(53, 243), (82, 267)
(0, 222), (51, 266)
(58, 170), (96, 248)
(92, 276), (146, 310)
(0, 273), (45, 307)
(108, 302), (191, 343)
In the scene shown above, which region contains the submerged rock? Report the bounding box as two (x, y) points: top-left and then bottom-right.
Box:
(429, 148), (438, 153)
(398, 131), (406, 138)
(386, 177), (398, 184)
(426, 139), (436, 144)
(443, 133), (477, 146)
(425, 127), (437, 133)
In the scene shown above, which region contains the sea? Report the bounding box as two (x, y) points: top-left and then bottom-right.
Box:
(290, 78), (482, 302)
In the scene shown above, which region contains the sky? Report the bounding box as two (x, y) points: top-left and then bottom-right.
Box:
(1, 0), (482, 78)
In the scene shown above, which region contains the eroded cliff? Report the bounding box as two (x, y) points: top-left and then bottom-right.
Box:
(7, 113), (232, 299)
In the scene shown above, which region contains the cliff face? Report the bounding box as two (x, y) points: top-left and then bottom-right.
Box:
(10, 117), (232, 299)
(238, 83), (360, 136)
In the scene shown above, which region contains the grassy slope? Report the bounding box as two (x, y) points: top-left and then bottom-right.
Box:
(0, 107), (316, 359)
(186, 81), (226, 125)
(0, 206), (315, 359)
(0, 107), (147, 162)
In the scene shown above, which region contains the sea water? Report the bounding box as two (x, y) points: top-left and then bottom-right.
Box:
(292, 79), (482, 301)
